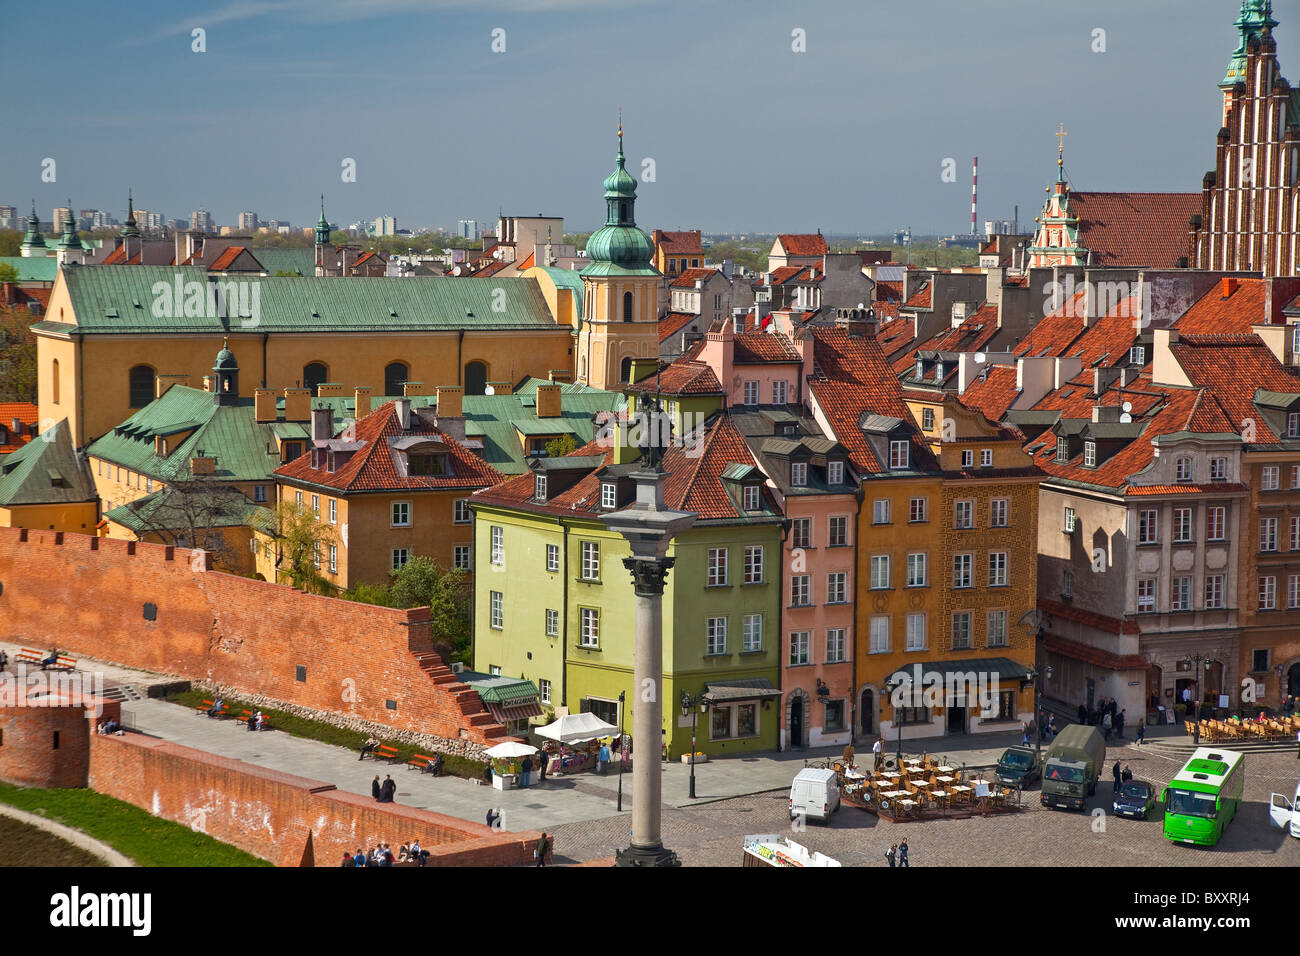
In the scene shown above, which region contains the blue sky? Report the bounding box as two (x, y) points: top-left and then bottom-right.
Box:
(0, 0), (1281, 235)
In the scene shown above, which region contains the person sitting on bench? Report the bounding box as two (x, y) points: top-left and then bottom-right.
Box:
(429, 752), (444, 776)
(41, 648), (59, 670)
(206, 698), (225, 718)
(254, 711), (265, 732)
(359, 736), (380, 760)
(247, 711), (258, 732)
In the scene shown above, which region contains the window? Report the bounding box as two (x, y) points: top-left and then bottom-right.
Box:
(1175, 457), (1193, 482)
(1263, 465), (1280, 491)
(1137, 578), (1156, 613)
(987, 610), (1007, 647)
(742, 614), (763, 652)
(579, 607), (599, 647)
(827, 571), (848, 603)
(922, 408), (935, 431)
(953, 553), (973, 588)
(951, 612), (972, 650)
(454, 499), (471, 523)
(384, 362), (408, 396)
(889, 440), (909, 469)
(962, 449), (974, 468)
(295, 490), (303, 512)
(909, 497), (928, 522)
(1055, 436), (1069, 462)
(1259, 575), (1277, 610)
(955, 500), (973, 529)
(302, 362), (328, 396)
(988, 552), (1008, 587)
(580, 541), (601, 580)
(743, 381), (759, 405)
(744, 545), (763, 584)
(1172, 576), (1191, 611)
(311, 494), (320, 516)
(128, 364), (154, 409)
(1129, 345), (1145, 366)
(828, 515), (847, 547)
(539, 679), (551, 705)
(1205, 575), (1224, 609)
(827, 460), (844, 485)
(1138, 509), (1158, 545)
(790, 461), (808, 487)
(981, 448), (993, 468)
(392, 548), (410, 570)
(1293, 465), (1300, 489)
(869, 617), (889, 653)
(707, 547), (728, 586)
(454, 545), (471, 571)
(599, 481), (618, 510)
(1209, 456), (1227, 481)
(906, 553), (927, 588)
(1171, 507), (1191, 543)
(869, 555), (890, 589)
(791, 517), (811, 548)
(772, 380), (788, 404)
(1261, 517), (1278, 552)
(1064, 506), (1077, 533)
(1289, 574), (1300, 609)
(491, 526), (504, 565)
(392, 501), (411, 527)
(824, 700), (846, 733)
(251, 484), (267, 504)
(534, 473), (548, 502)
(990, 498), (1008, 527)
(873, 499), (891, 525)
(408, 452), (448, 476)
(1207, 506), (1226, 541)
(790, 574), (811, 606)
(1062, 569), (1074, 598)
(587, 696), (619, 727)
(1083, 441), (1096, 467)
(741, 484), (760, 511)
(1291, 517), (1300, 551)
(825, 628), (846, 663)
(789, 631), (810, 666)
(706, 617), (727, 655)
(51, 359), (59, 404)
(328, 544), (337, 573)
(905, 613), (926, 651)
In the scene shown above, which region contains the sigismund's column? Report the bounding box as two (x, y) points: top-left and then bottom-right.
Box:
(601, 404), (694, 866)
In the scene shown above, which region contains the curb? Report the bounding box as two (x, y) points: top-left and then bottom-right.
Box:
(0, 800), (136, 867)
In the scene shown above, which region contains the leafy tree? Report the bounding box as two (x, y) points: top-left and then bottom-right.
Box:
(0, 263), (17, 284)
(0, 230), (21, 257)
(120, 477), (250, 572)
(389, 555), (471, 660)
(264, 500), (338, 594)
(0, 292), (38, 402)
(545, 432), (578, 457)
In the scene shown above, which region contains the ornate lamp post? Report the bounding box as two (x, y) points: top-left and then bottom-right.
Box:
(885, 674), (905, 764)
(680, 690), (703, 799)
(1181, 653), (1219, 747)
(617, 689), (626, 812)
(602, 394), (695, 867)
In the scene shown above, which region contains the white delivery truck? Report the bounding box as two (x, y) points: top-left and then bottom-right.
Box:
(1269, 778), (1300, 838)
(789, 767), (840, 824)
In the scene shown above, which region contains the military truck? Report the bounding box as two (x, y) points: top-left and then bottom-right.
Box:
(1040, 723), (1106, 811)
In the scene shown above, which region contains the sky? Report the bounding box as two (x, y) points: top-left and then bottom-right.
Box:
(1, 0), (1288, 236)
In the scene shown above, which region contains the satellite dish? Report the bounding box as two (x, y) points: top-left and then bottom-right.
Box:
(484, 385), (496, 396)
(973, 353), (987, 364)
(1122, 401), (1133, 413)
(1120, 413), (1132, 423)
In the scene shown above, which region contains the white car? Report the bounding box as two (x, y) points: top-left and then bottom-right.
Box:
(1269, 780), (1300, 838)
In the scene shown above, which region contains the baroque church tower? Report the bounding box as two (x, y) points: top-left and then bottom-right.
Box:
(575, 123), (662, 389)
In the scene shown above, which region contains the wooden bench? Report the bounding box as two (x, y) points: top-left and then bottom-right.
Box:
(196, 699), (232, 719)
(407, 753), (443, 774)
(16, 648), (48, 667)
(238, 709), (271, 731)
(363, 744), (399, 763)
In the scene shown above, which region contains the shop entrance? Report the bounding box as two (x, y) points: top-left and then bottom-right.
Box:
(1288, 662), (1300, 698)
(789, 698), (803, 749)
(860, 689), (874, 736)
(947, 705), (967, 734)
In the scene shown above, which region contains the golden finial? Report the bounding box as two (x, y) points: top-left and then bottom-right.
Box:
(1055, 123), (1068, 164)
(618, 107), (623, 139)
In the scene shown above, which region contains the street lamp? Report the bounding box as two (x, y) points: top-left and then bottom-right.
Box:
(617, 690), (626, 812)
(1181, 654), (1219, 746)
(1027, 664), (1053, 763)
(681, 690), (703, 799)
(884, 675), (904, 765)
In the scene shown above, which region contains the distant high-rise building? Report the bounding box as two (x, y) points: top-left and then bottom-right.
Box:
(190, 209), (214, 233)
(53, 206), (74, 235)
(168, 218), (188, 233)
(458, 219), (479, 240)
(238, 211), (259, 231)
(0, 205), (16, 230)
(373, 216), (397, 237)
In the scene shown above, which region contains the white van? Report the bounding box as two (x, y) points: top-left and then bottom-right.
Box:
(789, 768), (840, 824)
(1268, 779), (1300, 838)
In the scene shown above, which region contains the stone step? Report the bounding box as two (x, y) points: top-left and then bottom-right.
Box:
(100, 683), (144, 702)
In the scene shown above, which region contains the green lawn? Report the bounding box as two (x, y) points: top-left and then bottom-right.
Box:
(0, 814), (107, 867)
(0, 782), (269, 867)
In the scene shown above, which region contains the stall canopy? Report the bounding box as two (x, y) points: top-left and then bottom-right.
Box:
(484, 741), (539, 759)
(462, 672), (544, 725)
(702, 678), (782, 704)
(886, 657), (1033, 703)
(535, 712), (618, 743)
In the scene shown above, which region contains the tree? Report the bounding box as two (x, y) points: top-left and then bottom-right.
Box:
(0, 292), (39, 402)
(0, 230), (21, 258)
(545, 433), (578, 458)
(119, 478), (251, 572)
(389, 555), (472, 661)
(264, 499), (338, 594)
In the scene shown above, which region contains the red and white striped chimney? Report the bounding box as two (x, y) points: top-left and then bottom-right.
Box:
(970, 156), (978, 237)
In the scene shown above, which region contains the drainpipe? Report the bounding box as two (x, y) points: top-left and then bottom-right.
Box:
(457, 329), (465, 386)
(560, 518), (570, 710)
(777, 513), (792, 752)
(261, 331), (269, 389)
(848, 480), (865, 745)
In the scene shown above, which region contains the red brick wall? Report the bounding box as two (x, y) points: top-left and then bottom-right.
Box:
(0, 528), (506, 746)
(0, 704), (91, 788)
(88, 733), (539, 866)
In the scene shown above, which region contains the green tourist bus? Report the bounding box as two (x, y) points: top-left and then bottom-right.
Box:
(1161, 747), (1245, 847)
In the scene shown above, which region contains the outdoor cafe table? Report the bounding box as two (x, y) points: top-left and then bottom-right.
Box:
(845, 769), (866, 781)
(936, 765), (955, 773)
(936, 775), (956, 784)
(880, 790), (909, 800)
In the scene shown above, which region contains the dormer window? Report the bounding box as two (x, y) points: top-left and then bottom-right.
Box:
(915, 358), (924, 379)
(790, 462), (808, 487)
(742, 484), (760, 510)
(888, 440), (909, 470)
(534, 473), (548, 502)
(1055, 436), (1068, 463)
(1175, 457), (1193, 482)
(827, 460), (844, 485)
(408, 452), (448, 476)
(1289, 412), (1300, 438)
(1083, 441), (1097, 467)
(1129, 345), (1146, 366)
(601, 481), (616, 509)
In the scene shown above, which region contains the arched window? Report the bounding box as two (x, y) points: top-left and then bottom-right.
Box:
(303, 362), (328, 396)
(129, 364), (155, 408)
(464, 361), (488, 396)
(620, 356), (633, 383)
(51, 359), (60, 405)
(623, 290), (634, 322)
(384, 362), (409, 397)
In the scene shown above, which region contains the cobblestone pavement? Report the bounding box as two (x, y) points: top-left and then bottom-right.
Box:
(549, 745), (1300, 866)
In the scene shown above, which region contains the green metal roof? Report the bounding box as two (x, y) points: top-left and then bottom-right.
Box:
(0, 257), (58, 283)
(534, 266), (585, 306)
(457, 387), (624, 474)
(462, 674), (540, 704)
(105, 486), (272, 534)
(0, 419), (97, 507)
(55, 266), (558, 334)
(511, 418), (579, 436)
(248, 247), (317, 276)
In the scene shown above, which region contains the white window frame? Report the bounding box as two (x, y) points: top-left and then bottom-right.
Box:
(1209, 456), (1227, 481)
(392, 548), (409, 571)
(1263, 465), (1280, 491)
(743, 381), (759, 405)
(489, 590), (503, 628)
(955, 499), (973, 529)
(1261, 516), (1279, 552)
(951, 612), (971, 650)
(1172, 576), (1191, 611)
(491, 525), (504, 565)
(1173, 507), (1192, 543)
(1137, 578), (1156, 613)
(391, 500), (410, 527)
(1259, 575), (1277, 611)
(772, 380), (788, 404)
(953, 553), (972, 589)
(988, 551), (1008, 587)
(454, 498), (472, 523)
(909, 497), (927, 522)
(873, 498), (891, 524)
(580, 540), (601, 581)
(980, 448), (993, 468)
(328, 498), (337, 524)
(869, 555), (890, 590)
(601, 482), (617, 509)
(790, 462), (808, 487)
(906, 552), (927, 588)
(706, 616), (728, 656)
(742, 484), (760, 511)
(742, 614), (763, 652)
(825, 628), (846, 663)
(454, 544), (472, 571)
(990, 498), (1008, 528)
(987, 609), (1008, 647)
(827, 460), (844, 485)
(889, 440), (909, 469)
(1138, 509), (1158, 545)
(743, 545), (763, 584)
(539, 679), (552, 705)
(905, 613), (926, 651)
(869, 617), (889, 654)
(827, 571), (848, 604)
(1207, 506), (1226, 541)
(789, 631), (810, 666)
(790, 574), (811, 607)
(1205, 575), (1224, 609)
(545, 608), (559, 637)
(579, 607), (599, 647)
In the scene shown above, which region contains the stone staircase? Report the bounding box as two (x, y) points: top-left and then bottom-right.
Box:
(1133, 734), (1297, 757)
(412, 652), (509, 740)
(100, 682), (145, 703)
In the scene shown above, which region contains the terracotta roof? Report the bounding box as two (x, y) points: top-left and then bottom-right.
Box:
(1070, 191), (1200, 268)
(1174, 278), (1267, 334)
(0, 401), (38, 455)
(893, 304), (999, 374)
(628, 359), (723, 396)
(1012, 290), (1088, 359)
(776, 234), (828, 257)
(471, 259), (509, 278)
(1126, 482), (1249, 495)
(653, 230), (704, 256)
(959, 365), (1021, 423)
(875, 317), (915, 362)
(903, 281), (931, 309)
(668, 267), (719, 289)
(874, 280), (903, 303)
(732, 331), (802, 364)
(1169, 333), (1300, 444)
(658, 312), (700, 343)
(274, 400), (502, 493)
(516, 250), (535, 271)
(767, 266), (805, 285)
(872, 301), (901, 321)
(207, 245), (246, 271)
(1040, 599), (1139, 639)
(101, 245), (129, 265)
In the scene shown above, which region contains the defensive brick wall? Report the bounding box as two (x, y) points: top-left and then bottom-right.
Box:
(0, 528), (507, 748)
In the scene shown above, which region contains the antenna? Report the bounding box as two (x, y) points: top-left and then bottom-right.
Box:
(970, 157), (978, 237)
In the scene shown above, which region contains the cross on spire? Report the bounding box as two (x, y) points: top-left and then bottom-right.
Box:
(1055, 123), (1068, 157)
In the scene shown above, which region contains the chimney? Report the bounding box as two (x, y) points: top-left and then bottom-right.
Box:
(436, 385), (463, 419)
(283, 387), (310, 422)
(11, 417), (21, 434)
(535, 384), (562, 418)
(1221, 276), (1238, 299)
(254, 388), (277, 422)
(354, 386), (372, 418)
(1092, 405), (1120, 423)
(311, 404), (333, 442)
(154, 373), (189, 398)
(488, 381), (513, 396)
(317, 382), (346, 397)
(395, 397), (412, 431)
(189, 455), (216, 475)
(548, 369), (572, 384)
(1092, 367), (1120, 397)
(201, 375), (212, 392)
(402, 381), (428, 397)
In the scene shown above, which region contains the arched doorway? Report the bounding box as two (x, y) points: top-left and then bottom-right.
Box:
(787, 690), (807, 749)
(1288, 662), (1300, 698)
(303, 362), (328, 396)
(384, 361), (408, 397)
(464, 361), (488, 396)
(860, 688), (874, 736)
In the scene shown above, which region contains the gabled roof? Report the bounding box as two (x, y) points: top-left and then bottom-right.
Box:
(959, 365), (1021, 424)
(0, 402), (39, 455)
(732, 331), (801, 364)
(668, 267), (720, 289)
(893, 304), (999, 374)
(653, 230), (704, 256)
(1174, 278), (1267, 334)
(0, 419), (96, 507)
(1070, 192), (1200, 268)
(775, 234), (828, 257)
(627, 360), (723, 396)
(1169, 333), (1300, 444)
(105, 485), (272, 534)
(658, 312), (700, 343)
(903, 281), (931, 310)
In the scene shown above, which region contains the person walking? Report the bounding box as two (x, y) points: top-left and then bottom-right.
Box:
(536, 832), (551, 867)
(597, 741), (611, 775)
(520, 755), (533, 789)
(886, 843), (897, 867)
(380, 774), (396, 803)
(873, 737), (884, 771)
(1136, 719), (1145, 746)
(1112, 759), (1122, 794)
(1116, 709), (1126, 740)
(1020, 720), (1030, 747)
(537, 750), (548, 785)
(372, 774), (382, 801)
(1047, 714), (1057, 742)
(1101, 710), (1113, 742)
(1077, 703), (1087, 726)
(898, 838), (910, 868)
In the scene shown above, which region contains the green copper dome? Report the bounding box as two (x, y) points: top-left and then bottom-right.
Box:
(21, 201), (43, 250)
(582, 125), (658, 277)
(213, 342), (238, 371)
(1223, 0), (1278, 86)
(57, 201), (80, 249)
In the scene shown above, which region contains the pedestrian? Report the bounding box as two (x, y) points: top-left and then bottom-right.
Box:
(1112, 759), (1122, 794)
(486, 807), (499, 828)
(1077, 703), (1087, 726)
(898, 838), (909, 868)
(1020, 720), (1030, 747)
(1121, 765), (1133, 783)
(536, 832), (551, 867)
(521, 754), (533, 789)
(1109, 698), (1118, 721)
(1102, 710), (1113, 741)
(0, 649), (7, 673)
(597, 741), (611, 775)
(1048, 715), (1057, 742)
(1116, 709), (1125, 740)
(886, 843), (897, 867)
(352, 848), (366, 867)
(483, 762), (494, 786)
(873, 737), (884, 771)
(537, 749), (548, 784)
(372, 774), (381, 801)
(341, 852), (354, 867)
(1136, 719), (1145, 746)
(380, 774), (396, 803)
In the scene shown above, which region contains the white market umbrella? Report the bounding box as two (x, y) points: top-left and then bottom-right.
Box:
(484, 741), (539, 759)
(535, 712), (618, 744)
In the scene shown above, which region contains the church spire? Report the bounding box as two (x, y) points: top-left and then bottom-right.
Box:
(315, 194), (330, 245)
(57, 198), (80, 249)
(1224, 1), (1279, 87)
(120, 188), (140, 239)
(21, 199), (43, 253)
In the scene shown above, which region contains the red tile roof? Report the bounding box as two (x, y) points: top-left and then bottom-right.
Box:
(732, 331), (802, 365)
(874, 280), (903, 303)
(1126, 483), (1249, 496)
(767, 266), (805, 285)
(1169, 333), (1300, 444)
(1174, 278), (1266, 334)
(1070, 192), (1200, 268)
(658, 312), (700, 343)
(776, 234), (828, 257)
(629, 360), (723, 396)
(875, 317), (915, 362)
(515, 250), (535, 271)
(207, 246), (246, 272)
(959, 364), (1021, 423)
(669, 267), (719, 289)
(0, 401), (38, 455)
(275, 400), (502, 493)
(903, 281), (931, 309)
(653, 230), (704, 256)
(893, 304), (999, 373)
